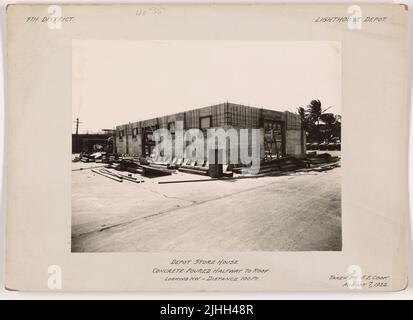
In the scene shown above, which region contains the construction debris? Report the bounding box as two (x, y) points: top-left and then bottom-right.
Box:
(91, 169), (123, 182)
(232, 157), (303, 175)
(178, 161), (209, 176)
(312, 162), (341, 172)
(75, 151), (340, 184)
(72, 165), (107, 172)
(91, 168), (144, 183)
(232, 152), (340, 176)
(140, 164), (172, 177)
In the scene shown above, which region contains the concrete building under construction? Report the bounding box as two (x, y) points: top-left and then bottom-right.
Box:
(115, 102), (306, 163)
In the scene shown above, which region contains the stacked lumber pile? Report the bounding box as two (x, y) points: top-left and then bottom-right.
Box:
(115, 158), (173, 177)
(80, 154), (93, 163)
(232, 157), (304, 175)
(140, 164), (172, 177)
(178, 163), (209, 176)
(99, 154), (109, 163)
(148, 162), (170, 170)
(300, 153), (340, 172)
(118, 159), (141, 172)
(178, 163), (234, 177)
(232, 153), (340, 175)
(311, 162), (341, 172)
(108, 154), (118, 163)
(303, 153), (340, 167)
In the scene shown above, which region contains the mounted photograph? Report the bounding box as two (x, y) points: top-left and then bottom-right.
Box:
(71, 40), (342, 252)
(6, 3), (409, 292)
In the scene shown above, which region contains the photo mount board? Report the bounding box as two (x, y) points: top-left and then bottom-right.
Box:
(4, 3), (409, 292)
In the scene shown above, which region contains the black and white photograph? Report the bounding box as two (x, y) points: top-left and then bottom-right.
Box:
(71, 40), (342, 252)
(3, 2), (411, 296)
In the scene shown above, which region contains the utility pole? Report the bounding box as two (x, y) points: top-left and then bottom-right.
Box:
(73, 118), (83, 153)
(75, 118), (80, 135)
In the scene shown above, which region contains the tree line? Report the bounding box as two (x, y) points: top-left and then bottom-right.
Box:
(298, 100), (341, 143)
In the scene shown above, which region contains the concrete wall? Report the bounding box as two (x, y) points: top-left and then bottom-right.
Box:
(116, 123), (143, 155)
(115, 104), (306, 159)
(212, 127), (264, 165)
(286, 130), (303, 156)
(285, 111), (306, 157)
(115, 124), (128, 154)
(128, 134), (142, 155)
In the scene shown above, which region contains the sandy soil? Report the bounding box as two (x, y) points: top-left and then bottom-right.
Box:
(71, 162), (341, 252)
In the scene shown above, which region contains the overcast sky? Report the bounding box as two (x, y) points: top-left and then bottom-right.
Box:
(72, 40), (341, 133)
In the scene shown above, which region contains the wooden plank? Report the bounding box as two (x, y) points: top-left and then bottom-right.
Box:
(91, 169), (123, 182)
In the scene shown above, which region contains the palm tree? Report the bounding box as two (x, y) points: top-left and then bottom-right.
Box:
(320, 113), (341, 142)
(320, 113), (336, 126)
(307, 100), (323, 126)
(320, 113), (335, 142)
(306, 100), (336, 142)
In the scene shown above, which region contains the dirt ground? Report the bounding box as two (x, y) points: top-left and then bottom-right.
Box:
(71, 161), (342, 252)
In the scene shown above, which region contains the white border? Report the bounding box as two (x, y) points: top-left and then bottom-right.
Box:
(0, 0), (411, 300)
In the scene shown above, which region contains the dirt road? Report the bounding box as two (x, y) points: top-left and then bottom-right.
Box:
(72, 164), (341, 252)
